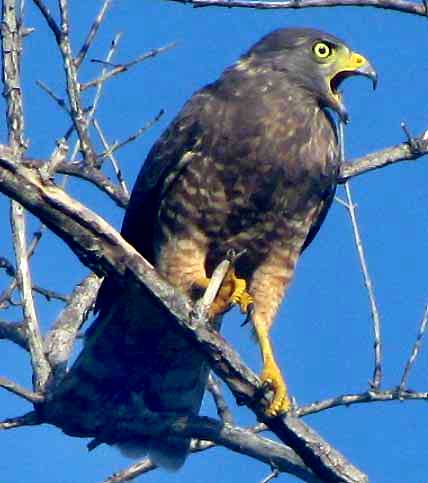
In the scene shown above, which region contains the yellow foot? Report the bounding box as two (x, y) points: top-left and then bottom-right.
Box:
(230, 277), (253, 314)
(194, 269), (253, 317)
(260, 360), (291, 417)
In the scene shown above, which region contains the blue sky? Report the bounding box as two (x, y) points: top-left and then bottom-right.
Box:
(1, 1), (428, 482)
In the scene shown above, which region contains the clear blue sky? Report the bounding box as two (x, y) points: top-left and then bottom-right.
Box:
(1, 2), (428, 482)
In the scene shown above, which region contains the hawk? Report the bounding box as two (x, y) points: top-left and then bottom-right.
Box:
(63, 28), (376, 469)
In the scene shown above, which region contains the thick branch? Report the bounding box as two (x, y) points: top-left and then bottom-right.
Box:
(44, 273), (102, 387)
(170, 417), (322, 483)
(0, 147), (366, 482)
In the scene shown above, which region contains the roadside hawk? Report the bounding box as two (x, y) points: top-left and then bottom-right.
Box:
(66, 27), (376, 469)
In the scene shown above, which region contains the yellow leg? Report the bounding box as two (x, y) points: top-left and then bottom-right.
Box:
(253, 319), (291, 416)
(194, 267), (253, 317)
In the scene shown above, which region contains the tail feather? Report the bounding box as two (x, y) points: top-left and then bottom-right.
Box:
(117, 436), (190, 471)
(72, 282), (212, 469)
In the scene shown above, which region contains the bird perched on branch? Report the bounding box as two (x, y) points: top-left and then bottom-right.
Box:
(67, 27), (376, 469)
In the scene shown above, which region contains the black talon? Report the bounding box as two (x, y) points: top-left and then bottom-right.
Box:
(241, 303), (254, 327)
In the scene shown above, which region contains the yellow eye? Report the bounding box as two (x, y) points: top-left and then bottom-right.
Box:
(313, 42), (332, 59)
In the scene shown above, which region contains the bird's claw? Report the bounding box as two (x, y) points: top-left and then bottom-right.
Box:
(241, 303), (254, 327)
(230, 277), (253, 314)
(260, 362), (291, 417)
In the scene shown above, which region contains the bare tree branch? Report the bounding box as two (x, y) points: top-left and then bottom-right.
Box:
(93, 119), (129, 197)
(399, 305), (428, 392)
(1, 0), (26, 151)
(57, 0), (96, 164)
(36, 80), (69, 114)
(259, 468), (279, 483)
(0, 319), (28, 350)
(0, 376), (44, 403)
(0, 411), (41, 430)
(32, 0), (61, 43)
(207, 373), (234, 424)
(0, 227), (43, 309)
(75, 0), (112, 69)
(97, 109), (164, 161)
(102, 417), (323, 483)
(167, 0), (428, 16)
(0, 151), (129, 208)
(81, 43), (176, 90)
(2, 0), (51, 392)
(339, 122), (382, 390)
(53, 160), (129, 208)
(297, 388), (428, 417)
(11, 200), (51, 391)
(44, 273), (102, 387)
(339, 134), (428, 182)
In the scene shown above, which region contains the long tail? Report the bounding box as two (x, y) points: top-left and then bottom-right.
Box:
(52, 281), (210, 470)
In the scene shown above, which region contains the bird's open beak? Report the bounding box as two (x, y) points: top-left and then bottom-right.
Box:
(328, 52), (377, 123)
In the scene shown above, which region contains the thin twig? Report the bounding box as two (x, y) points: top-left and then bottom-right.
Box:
(93, 119), (129, 196)
(74, 0), (112, 69)
(399, 305), (428, 392)
(36, 80), (69, 113)
(81, 43), (176, 90)
(32, 285), (69, 302)
(0, 256), (15, 276)
(97, 110), (164, 160)
(0, 226), (43, 309)
(0, 376), (44, 403)
(85, 33), (123, 136)
(55, 161), (129, 207)
(260, 468), (279, 483)
(297, 388), (428, 417)
(339, 121), (382, 390)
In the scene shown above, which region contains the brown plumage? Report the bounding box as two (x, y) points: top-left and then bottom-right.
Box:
(58, 28), (376, 469)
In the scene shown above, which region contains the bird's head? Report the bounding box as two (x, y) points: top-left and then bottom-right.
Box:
(244, 28), (377, 123)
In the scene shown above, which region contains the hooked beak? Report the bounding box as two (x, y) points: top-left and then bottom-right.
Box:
(328, 52), (377, 123)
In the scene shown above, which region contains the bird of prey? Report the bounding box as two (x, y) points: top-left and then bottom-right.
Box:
(63, 27), (376, 469)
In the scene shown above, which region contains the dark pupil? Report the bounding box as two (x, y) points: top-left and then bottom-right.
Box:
(319, 45), (327, 55)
